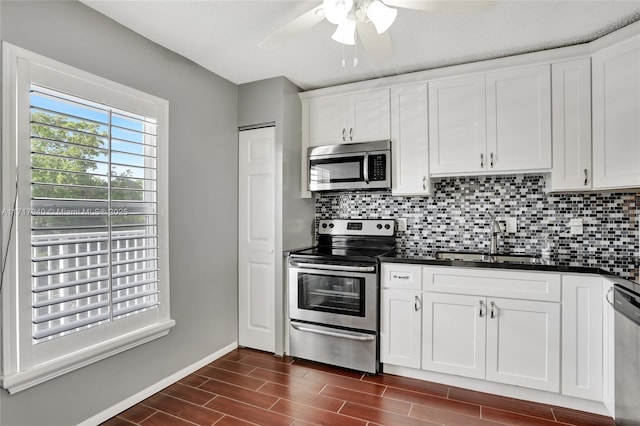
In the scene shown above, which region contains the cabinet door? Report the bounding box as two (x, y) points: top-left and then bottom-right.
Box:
(485, 298), (560, 392)
(391, 84), (430, 196)
(428, 75), (487, 174)
(486, 65), (552, 172)
(562, 275), (603, 401)
(347, 89), (391, 143)
(309, 95), (348, 146)
(422, 293), (486, 379)
(592, 34), (640, 189)
(381, 290), (422, 369)
(551, 58), (593, 191)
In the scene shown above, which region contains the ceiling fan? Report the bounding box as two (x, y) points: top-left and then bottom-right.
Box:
(258, 0), (495, 60)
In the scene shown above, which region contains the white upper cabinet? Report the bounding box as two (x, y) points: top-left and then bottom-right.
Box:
(486, 65), (552, 172)
(592, 33), (640, 189)
(391, 84), (431, 196)
(550, 58), (592, 192)
(309, 89), (390, 146)
(429, 75), (487, 174)
(429, 65), (552, 176)
(308, 96), (348, 146)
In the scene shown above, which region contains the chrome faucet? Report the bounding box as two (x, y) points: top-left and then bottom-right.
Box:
(486, 211), (503, 255)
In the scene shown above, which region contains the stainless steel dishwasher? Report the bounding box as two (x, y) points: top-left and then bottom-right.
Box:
(613, 283), (640, 425)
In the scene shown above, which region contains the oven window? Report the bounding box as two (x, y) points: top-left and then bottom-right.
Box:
(298, 273), (365, 317)
(309, 157), (363, 183)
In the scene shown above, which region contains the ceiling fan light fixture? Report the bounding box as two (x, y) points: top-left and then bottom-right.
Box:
(323, 0), (354, 25)
(331, 18), (357, 45)
(366, 0), (397, 34)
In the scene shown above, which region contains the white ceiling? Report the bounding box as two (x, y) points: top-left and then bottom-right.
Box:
(81, 0), (640, 91)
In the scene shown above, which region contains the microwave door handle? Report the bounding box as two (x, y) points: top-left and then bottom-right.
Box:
(363, 152), (370, 184)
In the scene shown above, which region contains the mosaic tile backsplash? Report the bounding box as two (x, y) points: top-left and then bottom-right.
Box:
(315, 174), (640, 280)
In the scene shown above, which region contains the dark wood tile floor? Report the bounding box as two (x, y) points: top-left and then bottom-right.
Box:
(102, 348), (614, 426)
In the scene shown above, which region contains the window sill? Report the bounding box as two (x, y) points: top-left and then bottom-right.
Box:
(0, 319), (176, 394)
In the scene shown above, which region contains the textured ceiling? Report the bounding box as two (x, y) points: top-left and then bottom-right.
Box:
(81, 0), (640, 90)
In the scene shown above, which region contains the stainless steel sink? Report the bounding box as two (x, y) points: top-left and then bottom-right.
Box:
(434, 251), (549, 265)
(434, 251), (487, 262)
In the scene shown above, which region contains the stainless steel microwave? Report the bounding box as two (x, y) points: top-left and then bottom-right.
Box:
(308, 140), (391, 192)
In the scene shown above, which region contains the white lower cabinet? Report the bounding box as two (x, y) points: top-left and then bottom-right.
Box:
(422, 293), (560, 392)
(485, 297), (560, 392)
(380, 264), (423, 368)
(381, 264), (610, 406)
(422, 293), (486, 379)
(562, 275), (604, 401)
(380, 290), (422, 368)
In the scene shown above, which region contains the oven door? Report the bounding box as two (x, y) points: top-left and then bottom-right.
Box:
(288, 260), (378, 331)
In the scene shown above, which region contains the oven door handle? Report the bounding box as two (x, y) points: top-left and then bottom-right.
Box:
(289, 261), (375, 273)
(291, 323), (376, 342)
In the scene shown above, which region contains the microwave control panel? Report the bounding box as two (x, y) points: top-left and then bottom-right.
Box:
(369, 154), (386, 181)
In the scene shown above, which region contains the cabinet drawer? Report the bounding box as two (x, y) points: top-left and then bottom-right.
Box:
(382, 263), (422, 290)
(423, 266), (561, 302)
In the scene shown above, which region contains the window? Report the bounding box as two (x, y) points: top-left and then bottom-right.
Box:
(1, 43), (173, 393)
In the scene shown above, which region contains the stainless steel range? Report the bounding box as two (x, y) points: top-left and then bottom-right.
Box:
(287, 219), (395, 374)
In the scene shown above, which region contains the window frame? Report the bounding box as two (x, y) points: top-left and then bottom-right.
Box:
(1, 42), (174, 394)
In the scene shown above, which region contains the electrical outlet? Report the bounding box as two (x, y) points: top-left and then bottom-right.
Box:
(570, 218), (583, 235)
(396, 218), (407, 232)
(504, 217), (517, 233)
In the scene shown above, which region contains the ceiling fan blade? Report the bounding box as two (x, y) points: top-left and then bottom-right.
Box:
(258, 5), (325, 49)
(356, 22), (396, 65)
(384, 0), (496, 12)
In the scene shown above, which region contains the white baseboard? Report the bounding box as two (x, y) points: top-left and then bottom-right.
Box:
(78, 341), (238, 426)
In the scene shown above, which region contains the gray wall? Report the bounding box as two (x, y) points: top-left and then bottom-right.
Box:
(0, 1), (239, 425)
(238, 77), (314, 354)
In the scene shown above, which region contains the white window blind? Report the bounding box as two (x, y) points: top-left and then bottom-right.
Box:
(30, 85), (160, 343)
(2, 43), (172, 394)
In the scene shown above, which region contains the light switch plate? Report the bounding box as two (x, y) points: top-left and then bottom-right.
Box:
(396, 218), (407, 232)
(504, 217), (517, 233)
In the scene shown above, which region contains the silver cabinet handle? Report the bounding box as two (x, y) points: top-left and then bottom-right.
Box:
(342, 128), (346, 141)
(490, 152), (494, 168)
(479, 300), (484, 318)
(414, 295), (421, 312)
(291, 323), (375, 341)
(490, 301), (496, 319)
(422, 176), (427, 190)
(584, 168), (588, 186)
(393, 274), (410, 280)
(349, 127), (354, 141)
(480, 153), (484, 168)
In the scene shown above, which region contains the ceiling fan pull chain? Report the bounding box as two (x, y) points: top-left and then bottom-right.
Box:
(353, 35), (359, 67)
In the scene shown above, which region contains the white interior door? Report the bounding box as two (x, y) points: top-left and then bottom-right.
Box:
(238, 127), (276, 352)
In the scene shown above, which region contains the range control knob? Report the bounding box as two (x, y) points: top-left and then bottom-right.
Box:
(321, 223), (328, 229)
(329, 223), (335, 228)
(384, 224), (391, 230)
(376, 224), (383, 229)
